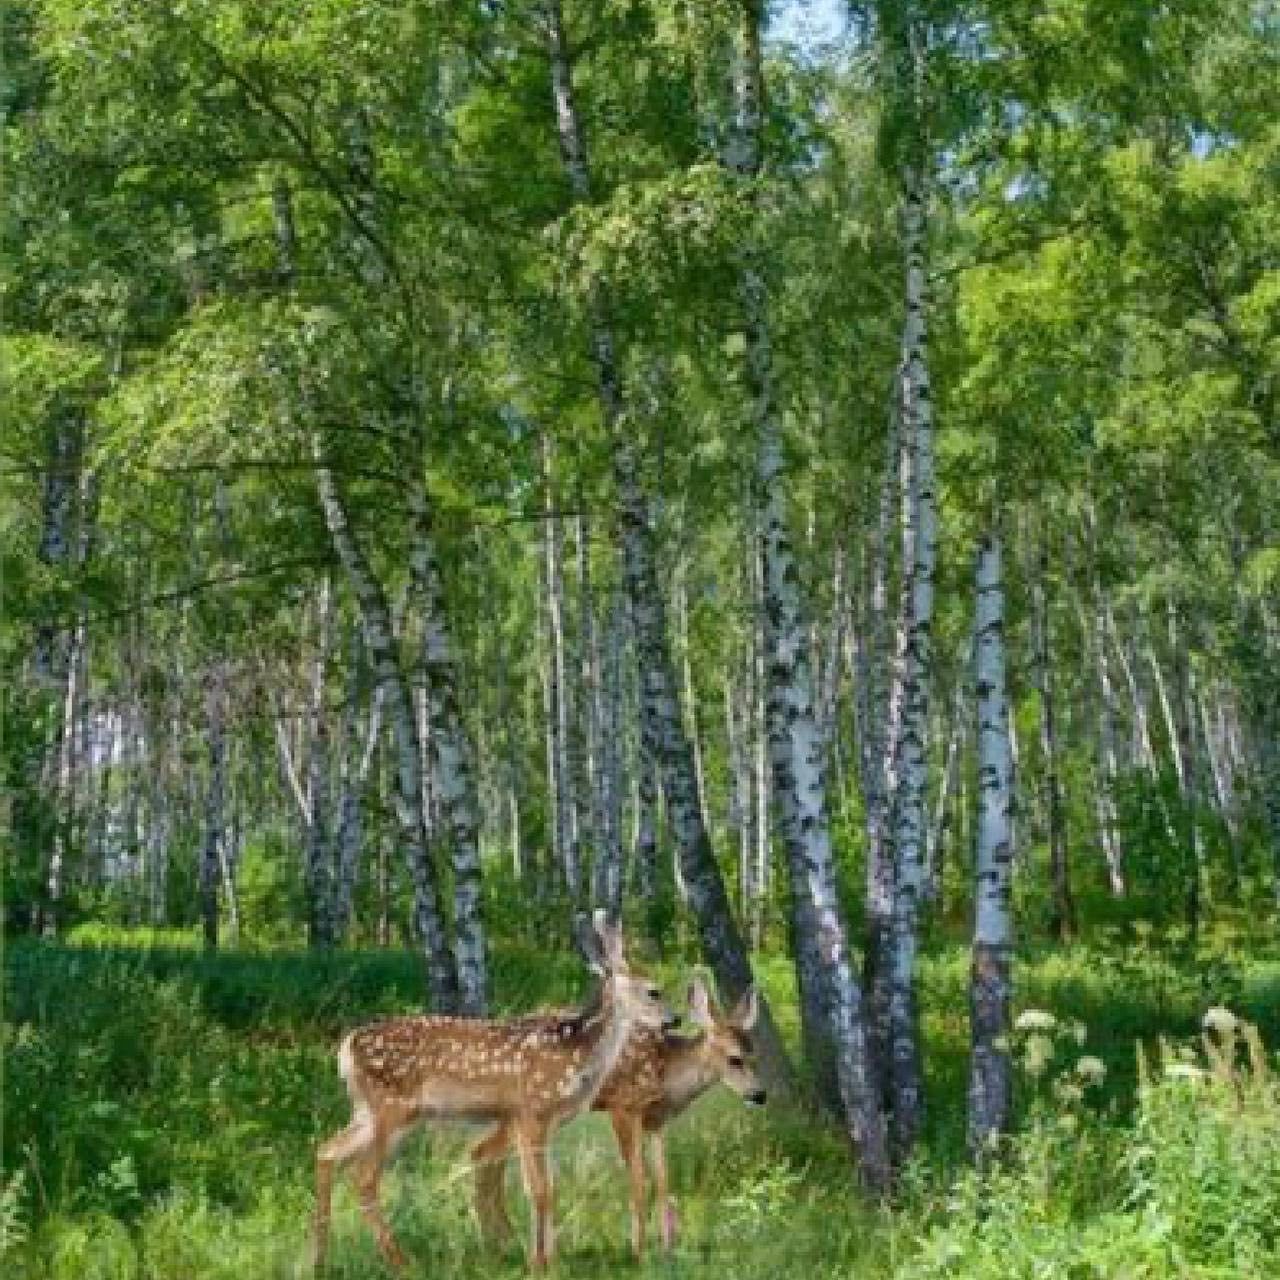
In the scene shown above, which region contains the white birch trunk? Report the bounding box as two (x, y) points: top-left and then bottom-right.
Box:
(1147, 604), (1206, 919)
(44, 622), (85, 933)
(1109, 601), (1157, 773)
(332, 620), (382, 939)
(577, 513), (601, 883)
(751, 529), (771, 946)
(271, 688), (310, 826)
(861, 404), (903, 1056)
(408, 487), (489, 1015)
(592, 590), (626, 919)
(674, 559), (710, 857)
(1088, 587), (1127, 895)
(722, 0), (889, 1178)
(925, 683), (965, 905)
(542, 0), (794, 1094)
(221, 740), (242, 943)
(1032, 547), (1073, 940)
(304, 576), (335, 945)
(968, 530), (1014, 1157)
(313, 449), (459, 1009)
(1198, 683), (1242, 894)
(200, 663), (227, 949)
(540, 431), (579, 898)
(1167, 602), (1205, 935)
(818, 539), (850, 750)
(886, 159), (938, 1157)
(537, 550), (560, 904)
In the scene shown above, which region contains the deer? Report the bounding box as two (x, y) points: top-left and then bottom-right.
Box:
(312, 911), (676, 1273)
(471, 973), (765, 1259)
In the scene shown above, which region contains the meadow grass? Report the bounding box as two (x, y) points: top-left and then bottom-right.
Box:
(3, 932), (1278, 1278)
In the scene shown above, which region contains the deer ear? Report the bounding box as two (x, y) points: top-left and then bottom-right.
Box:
(730, 985), (759, 1031)
(593, 908), (628, 974)
(686, 974), (715, 1029)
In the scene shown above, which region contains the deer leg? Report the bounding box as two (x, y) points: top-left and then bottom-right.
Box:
(314, 1111), (376, 1273)
(610, 1110), (647, 1259)
(351, 1119), (408, 1272)
(648, 1126), (678, 1251)
(471, 1121), (516, 1245)
(515, 1120), (555, 1271)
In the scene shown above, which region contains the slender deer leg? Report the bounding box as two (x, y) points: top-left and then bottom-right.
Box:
(648, 1126), (677, 1251)
(351, 1119), (408, 1271)
(515, 1120), (555, 1270)
(471, 1121), (516, 1245)
(314, 1112), (376, 1272)
(610, 1110), (648, 1259)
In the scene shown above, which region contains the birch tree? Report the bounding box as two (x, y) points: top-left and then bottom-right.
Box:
(1031, 543), (1073, 941)
(882, 5), (939, 1155)
(968, 528), (1014, 1156)
(409, 485), (490, 1014)
(313, 452), (460, 1010)
(539, 0), (795, 1094)
(723, 0), (888, 1177)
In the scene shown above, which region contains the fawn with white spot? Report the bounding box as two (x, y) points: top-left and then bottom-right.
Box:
(313, 911), (675, 1271)
(473, 974), (765, 1258)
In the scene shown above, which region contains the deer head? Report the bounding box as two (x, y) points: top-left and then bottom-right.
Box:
(578, 908), (678, 1035)
(687, 974), (766, 1105)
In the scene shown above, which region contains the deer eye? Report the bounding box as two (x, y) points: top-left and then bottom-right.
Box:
(728, 1055), (745, 1069)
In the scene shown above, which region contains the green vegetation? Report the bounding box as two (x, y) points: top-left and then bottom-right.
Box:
(5, 0), (1280, 1272)
(4, 934), (1277, 1278)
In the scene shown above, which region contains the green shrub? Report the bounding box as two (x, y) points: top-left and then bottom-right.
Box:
(904, 1010), (1280, 1279)
(1128, 1014), (1280, 1273)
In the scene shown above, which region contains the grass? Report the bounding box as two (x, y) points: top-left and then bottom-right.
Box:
(3, 931), (1279, 1278)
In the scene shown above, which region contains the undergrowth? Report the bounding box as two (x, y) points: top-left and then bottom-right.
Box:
(2, 936), (1278, 1278)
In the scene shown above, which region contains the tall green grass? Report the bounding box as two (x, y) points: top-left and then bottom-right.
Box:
(3, 935), (1278, 1278)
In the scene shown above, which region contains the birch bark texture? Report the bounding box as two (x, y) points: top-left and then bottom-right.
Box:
(724, 0), (889, 1178)
(332, 621), (382, 939)
(303, 576), (336, 946)
(200, 664), (227, 950)
(409, 486), (490, 1015)
(541, 0), (794, 1093)
(539, 430), (579, 899)
(885, 157), (938, 1160)
(1032, 546), (1073, 940)
(313, 451), (460, 1011)
(968, 530), (1015, 1158)
(860, 406), (902, 1093)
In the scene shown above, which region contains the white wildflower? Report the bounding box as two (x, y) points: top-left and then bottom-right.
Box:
(1069, 1021), (1088, 1047)
(1023, 1033), (1054, 1078)
(1202, 1007), (1237, 1035)
(1074, 1056), (1107, 1086)
(1164, 1063), (1205, 1082)
(1014, 1009), (1057, 1033)
(1055, 1079), (1084, 1106)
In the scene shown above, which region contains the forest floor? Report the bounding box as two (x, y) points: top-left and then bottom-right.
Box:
(4, 927), (1280, 1279)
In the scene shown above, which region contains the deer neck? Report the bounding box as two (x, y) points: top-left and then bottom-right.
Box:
(559, 979), (639, 1110)
(662, 1032), (718, 1113)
